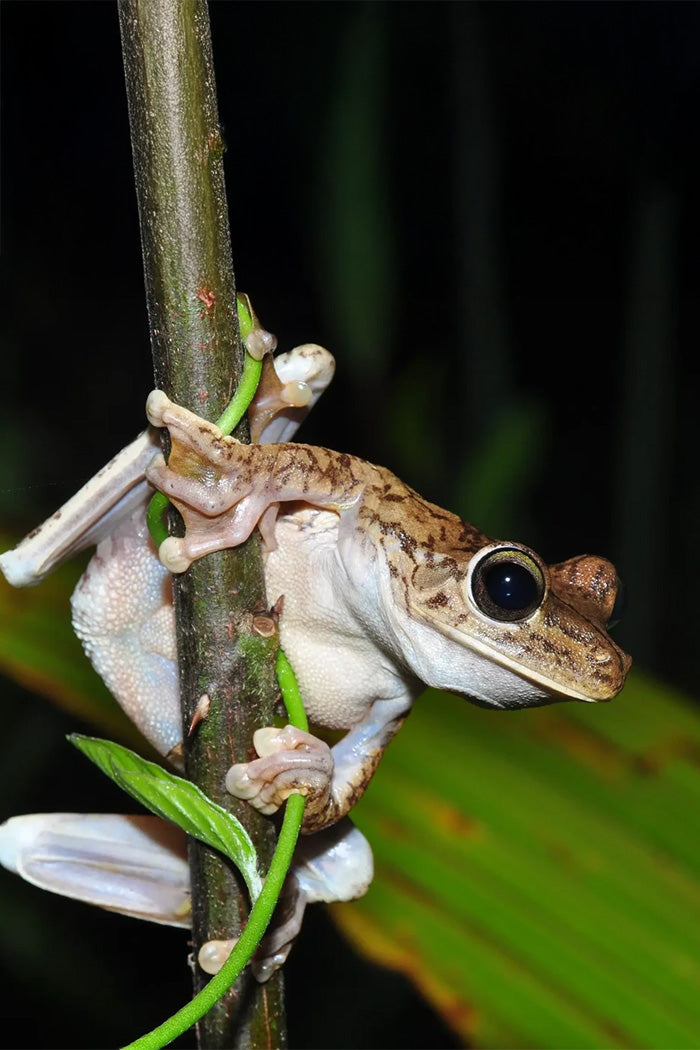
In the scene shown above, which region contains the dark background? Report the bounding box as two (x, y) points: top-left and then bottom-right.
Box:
(0, 2), (697, 1047)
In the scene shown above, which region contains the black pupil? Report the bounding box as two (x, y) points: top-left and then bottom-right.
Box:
(483, 561), (538, 611)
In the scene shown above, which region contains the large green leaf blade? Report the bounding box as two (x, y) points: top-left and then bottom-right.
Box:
(3, 532), (700, 1047)
(333, 672), (700, 1048)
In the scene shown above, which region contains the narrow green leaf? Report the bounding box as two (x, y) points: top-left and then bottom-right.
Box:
(69, 734), (262, 901)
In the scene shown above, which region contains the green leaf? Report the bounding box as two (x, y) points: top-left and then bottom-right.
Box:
(70, 734), (262, 902)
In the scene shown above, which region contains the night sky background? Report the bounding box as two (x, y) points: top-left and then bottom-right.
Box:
(1, 3), (698, 1047)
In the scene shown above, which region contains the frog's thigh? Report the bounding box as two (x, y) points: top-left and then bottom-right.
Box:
(295, 819), (373, 903)
(71, 512), (181, 759)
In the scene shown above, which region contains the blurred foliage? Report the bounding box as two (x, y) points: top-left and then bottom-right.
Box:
(0, 538), (142, 749)
(2, 2), (699, 1049)
(314, 4), (397, 384)
(1, 541), (699, 1048)
(339, 672), (700, 1049)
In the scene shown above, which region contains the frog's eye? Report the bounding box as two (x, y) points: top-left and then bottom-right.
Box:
(470, 547), (545, 622)
(607, 577), (625, 629)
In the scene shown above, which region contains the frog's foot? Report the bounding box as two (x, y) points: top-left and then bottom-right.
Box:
(194, 893), (308, 980)
(199, 820), (373, 981)
(252, 819), (373, 978)
(252, 814), (377, 978)
(146, 389), (216, 440)
(155, 494), (280, 574)
(145, 391), (276, 572)
(249, 870), (306, 980)
(226, 726), (335, 829)
(250, 344), (335, 444)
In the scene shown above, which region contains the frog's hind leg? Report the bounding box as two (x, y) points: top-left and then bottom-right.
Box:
(0, 813), (191, 927)
(1, 812), (370, 985)
(0, 426), (183, 760)
(251, 819), (373, 981)
(71, 509), (181, 761)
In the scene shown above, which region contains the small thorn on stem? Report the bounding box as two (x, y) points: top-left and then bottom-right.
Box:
(188, 693), (211, 735)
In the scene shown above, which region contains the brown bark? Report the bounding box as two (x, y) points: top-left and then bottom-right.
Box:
(118, 2), (285, 1045)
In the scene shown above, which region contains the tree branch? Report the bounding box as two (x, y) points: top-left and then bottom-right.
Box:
(118, 2), (285, 1046)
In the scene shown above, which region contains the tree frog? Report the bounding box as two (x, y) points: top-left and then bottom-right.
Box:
(0, 342), (631, 979)
(143, 390), (630, 838)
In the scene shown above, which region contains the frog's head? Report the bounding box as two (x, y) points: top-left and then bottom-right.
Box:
(396, 541), (631, 709)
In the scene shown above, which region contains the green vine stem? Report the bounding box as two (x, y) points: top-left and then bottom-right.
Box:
(147, 295), (263, 548)
(123, 650), (307, 1050)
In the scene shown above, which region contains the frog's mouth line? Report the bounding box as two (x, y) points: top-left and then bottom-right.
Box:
(507, 663), (604, 704)
(434, 622), (608, 704)
(483, 647), (605, 703)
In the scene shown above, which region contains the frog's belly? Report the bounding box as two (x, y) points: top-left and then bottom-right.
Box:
(264, 509), (407, 731)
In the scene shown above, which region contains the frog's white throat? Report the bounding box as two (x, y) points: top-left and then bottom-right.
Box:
(385, 603), (581, 710)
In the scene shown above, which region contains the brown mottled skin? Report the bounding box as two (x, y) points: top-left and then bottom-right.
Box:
(146, 390), (631, 832)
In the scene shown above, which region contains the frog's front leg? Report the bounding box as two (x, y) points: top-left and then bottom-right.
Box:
(145, 390), (364, 573)
(226, 696), (410, 832)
